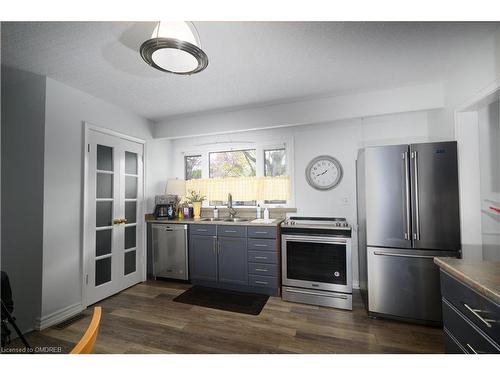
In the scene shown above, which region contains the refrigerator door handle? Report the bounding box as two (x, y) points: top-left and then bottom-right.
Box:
(403, 152), (411, 241)
(412, 151), (421, 241)
(373, 251), (435, 259)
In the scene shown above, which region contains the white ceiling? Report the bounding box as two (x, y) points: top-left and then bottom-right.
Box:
(2, 21), (498, 121)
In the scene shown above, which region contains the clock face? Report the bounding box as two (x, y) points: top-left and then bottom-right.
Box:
(306, 155), (343, 190)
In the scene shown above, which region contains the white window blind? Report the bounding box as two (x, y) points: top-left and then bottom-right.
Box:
(185, 176), (290, 202)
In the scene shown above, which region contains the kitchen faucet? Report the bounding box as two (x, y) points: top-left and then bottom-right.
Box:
(227, 193), (237, 219)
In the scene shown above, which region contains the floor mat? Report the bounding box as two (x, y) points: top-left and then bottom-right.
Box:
(173, 285), (269, 315)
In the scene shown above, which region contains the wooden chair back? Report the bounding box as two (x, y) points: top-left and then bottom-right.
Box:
(70, 306), (102, 354)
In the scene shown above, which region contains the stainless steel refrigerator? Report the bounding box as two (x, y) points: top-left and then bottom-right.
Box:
(356, 141), (461, 325)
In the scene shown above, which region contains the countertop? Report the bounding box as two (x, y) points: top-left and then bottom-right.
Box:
(434, 257), (500, 304)
(145, 214), (284, 227)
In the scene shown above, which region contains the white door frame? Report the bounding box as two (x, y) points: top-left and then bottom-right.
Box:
(82, 122), (147, 307)
(454, 79), (500, 260)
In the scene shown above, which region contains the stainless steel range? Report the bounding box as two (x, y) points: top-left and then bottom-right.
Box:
(281, 217), (352, 310)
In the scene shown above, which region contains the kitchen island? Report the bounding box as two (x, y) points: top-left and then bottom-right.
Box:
(434, 257), (500, 353)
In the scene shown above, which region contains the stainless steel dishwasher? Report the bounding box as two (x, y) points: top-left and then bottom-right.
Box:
(151, 224), (189, 280)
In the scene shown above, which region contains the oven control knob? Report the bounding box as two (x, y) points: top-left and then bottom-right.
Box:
(342, 222), (349, 227)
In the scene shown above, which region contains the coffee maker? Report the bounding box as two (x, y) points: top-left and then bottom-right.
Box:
(154, 195), (176, 219)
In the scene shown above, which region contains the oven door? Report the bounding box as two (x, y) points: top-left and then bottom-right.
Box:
(281, 235), (352, 293)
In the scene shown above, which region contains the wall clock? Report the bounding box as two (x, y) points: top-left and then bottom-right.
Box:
(305, 155), (343, 191)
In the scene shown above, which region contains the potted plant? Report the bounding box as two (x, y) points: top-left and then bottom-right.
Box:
(185, 190), (206, 219)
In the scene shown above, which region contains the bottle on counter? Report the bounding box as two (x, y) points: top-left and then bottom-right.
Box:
(256, 204), (262, 219)
(263, 207), (270, 220)
(213, 206), (219, 219)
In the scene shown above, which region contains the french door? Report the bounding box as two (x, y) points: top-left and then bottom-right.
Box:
(85, 128), (144, 306)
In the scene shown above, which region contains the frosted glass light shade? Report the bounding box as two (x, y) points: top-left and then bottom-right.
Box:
(140, 21), (209, 75)
(152, 22), (200, 47)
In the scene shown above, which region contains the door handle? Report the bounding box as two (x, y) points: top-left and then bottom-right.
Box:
(403, 152), (411, 241)
(373, 251), (435, 259)
(113, 218), (127, 225)
(412, 151), (421, 241)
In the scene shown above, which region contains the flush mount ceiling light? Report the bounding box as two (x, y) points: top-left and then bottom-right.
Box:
(140, 21), (209, 75)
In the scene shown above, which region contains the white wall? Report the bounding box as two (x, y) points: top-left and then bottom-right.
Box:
(478, 99), (500, 261)
(40, 78), (154, 323)
(169, 109), (442, 288)
(438, 26), (500, 138)
(145, 138), (173, 212)
(1, 67), (46, 333)
(153, 83), (444, 139)
(446, 26), (500, 260)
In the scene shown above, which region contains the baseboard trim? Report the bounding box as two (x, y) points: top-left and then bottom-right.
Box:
(34, 302), (84, 331)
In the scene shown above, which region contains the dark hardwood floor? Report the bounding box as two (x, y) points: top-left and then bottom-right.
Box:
(4, 280), (444, 354)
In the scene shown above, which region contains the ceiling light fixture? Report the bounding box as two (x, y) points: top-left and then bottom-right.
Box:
(140, 21), (209, 75)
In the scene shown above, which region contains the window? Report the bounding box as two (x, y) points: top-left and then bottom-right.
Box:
(264, 148), (287, 204)
(209, 149), (257, 206)
(182, 139), (293, 207)
(209, 149), (256, 178)
(264, 148), (286, 177)
(185, 155), (202, 180)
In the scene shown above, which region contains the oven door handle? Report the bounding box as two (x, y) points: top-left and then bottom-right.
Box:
(282, 235), (348, 245)
(284, 287), (348, 300)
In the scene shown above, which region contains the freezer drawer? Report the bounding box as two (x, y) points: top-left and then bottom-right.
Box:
(152, 224), (189, 280)
(367, 246), (456, 323)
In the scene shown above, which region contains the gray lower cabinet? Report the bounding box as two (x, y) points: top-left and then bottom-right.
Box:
(188, 224), (280, 296)
(189, 235), (218, 283)
(217, 236), (248, 286)
(440, 270), (500, 354)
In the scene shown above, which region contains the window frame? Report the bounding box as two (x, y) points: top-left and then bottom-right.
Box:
(182, 137), (295, 208)
(184, 154), (202, 180)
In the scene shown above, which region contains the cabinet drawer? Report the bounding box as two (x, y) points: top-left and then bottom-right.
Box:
(190, 224), (216, 236)
(248, 251), (277, 264)
(249, 274), (278, 288)
(248, 238), (276, 251)
(441, 271), (500, 343)
(247, 226), (277, 239)
(443, 298), (500, 354)
(444, 328), (466, 354)
(218, 225), (247, 237)
(248, 262), (277, 277)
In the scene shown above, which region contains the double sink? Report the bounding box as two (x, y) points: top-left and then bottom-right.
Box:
(199, 217), (249, 222)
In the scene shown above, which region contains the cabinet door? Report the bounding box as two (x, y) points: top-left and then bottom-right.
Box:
(189, 235), (217, 282)
(217, 237), (248, 286)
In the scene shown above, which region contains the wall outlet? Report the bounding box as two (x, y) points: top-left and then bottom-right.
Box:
(340, 197), (349, 205)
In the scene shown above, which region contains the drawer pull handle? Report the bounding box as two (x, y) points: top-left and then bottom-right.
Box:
(463, 303), (493, 328)
(197, 229), (208, 232)
(254, 256), (268, 259)
(255, 231), (268, 234)
(255, 281), (268, 285)
(224, 230), (237, 233)
(254, 244), (268, 247)
(465, 343), (487, 354)
(255, 268), (268, 272)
